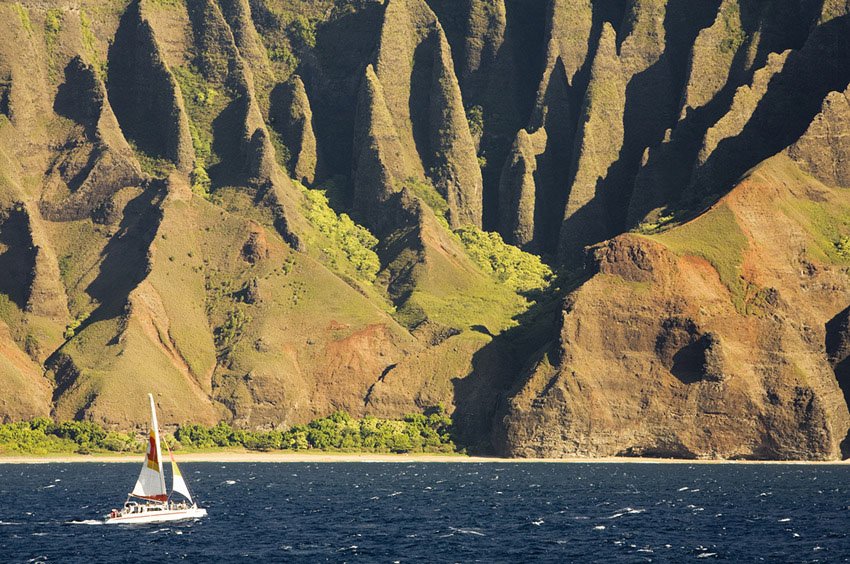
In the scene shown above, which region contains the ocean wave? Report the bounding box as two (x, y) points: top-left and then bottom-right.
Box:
(607, 508), (646, 519)
(449, 527), (486, 536)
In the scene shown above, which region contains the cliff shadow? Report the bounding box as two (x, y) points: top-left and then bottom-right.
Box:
(0, 207), (35, 310)
(207, 96), (246, 189)
(826, 306), (850, 409)
(601, 0), (720, 232)
(532, 59), (574, 256)
(825, 305), (850, 457)
(53, 58), (101, 140)
(409, 35), (438, 174)
(451, 272), (587, 454)
(106, 0), (184, 166)
(83, 185), (163, 326)
(690, 15), (850, 204)
(558, 188), (612, 266)
(626, 1), (834, 226)
(308, 2), (384, 178)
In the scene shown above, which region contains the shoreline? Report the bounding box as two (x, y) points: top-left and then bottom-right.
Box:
(1, 451), (848, 464)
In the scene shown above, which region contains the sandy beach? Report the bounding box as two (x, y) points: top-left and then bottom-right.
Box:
(1, 451), (847, 464)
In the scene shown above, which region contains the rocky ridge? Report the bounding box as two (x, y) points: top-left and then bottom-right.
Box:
(0, 0), (848, 459)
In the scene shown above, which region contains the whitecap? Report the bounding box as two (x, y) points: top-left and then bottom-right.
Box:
(778, 518), (791, 523)
(65, 520), (102, 526)
(449, 527), (486, 536)
(224, 480), (236, 485)
(0, 521), (21, 525)
(696, 553), (717, 559)
(388, 492), (402, 497)
(678, 487), (689, 492)
(531, 519), (544, 526)
(593, 525), (606, 530)
(608, 508), (645, 519)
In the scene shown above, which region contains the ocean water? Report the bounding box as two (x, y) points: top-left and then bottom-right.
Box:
(0, 462), (848, 562)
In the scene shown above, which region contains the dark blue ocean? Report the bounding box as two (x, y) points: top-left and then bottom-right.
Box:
(1, 462), (849, 562)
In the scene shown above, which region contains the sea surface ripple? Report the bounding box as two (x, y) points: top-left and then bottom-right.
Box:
(1, 462), (848, 562)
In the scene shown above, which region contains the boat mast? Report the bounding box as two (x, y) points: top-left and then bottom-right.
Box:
(149, 393), (167, 497)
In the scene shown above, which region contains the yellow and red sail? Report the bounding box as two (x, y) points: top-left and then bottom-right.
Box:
(131, 394), (168, 502)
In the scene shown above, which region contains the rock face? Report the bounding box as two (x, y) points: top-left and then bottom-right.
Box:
(0, 0), (849, 460)
(498, 128), (546, 249)
(271, 75), (323, 186)
(367, 0), (483, 228)
(352, 64), (412, 234)
(826, 306), (850, 425)
(557, 23), (624, 261)
(498, 161), (850, 459)
(108, 1), (195, 172)
(43, 57), (144, 221)
(787, 85), (850, 187)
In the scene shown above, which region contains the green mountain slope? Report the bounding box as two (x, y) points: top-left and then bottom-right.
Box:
(0, 0), (848, 459)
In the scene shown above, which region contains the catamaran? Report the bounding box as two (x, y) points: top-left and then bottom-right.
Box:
(104, 393), (208, 524)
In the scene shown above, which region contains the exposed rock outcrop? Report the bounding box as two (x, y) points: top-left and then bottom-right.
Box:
(558, 23), (623, 261)
(498, 157), (850, 459)
(678, 0), (742, 118)
(218, 0), (274, 87)
(498, 128), (547, 249)
(41, 57), (144, 222)
(108, 1), (194, 172)
(271, 75), (324, 186)
(370, 0), (483, 228)
(352, 64), (413, 235)
(687, 15), (850, 202)
(1, 0), (850, 461)
(428, 0), (528, 228)
(786, 85), (850, 187)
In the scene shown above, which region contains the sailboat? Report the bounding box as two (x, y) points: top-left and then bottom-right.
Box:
(104, 394), (208, 524)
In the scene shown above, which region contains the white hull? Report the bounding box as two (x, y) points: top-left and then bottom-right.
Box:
(101, 394), (207, 525)
(104, 507), (207, 525)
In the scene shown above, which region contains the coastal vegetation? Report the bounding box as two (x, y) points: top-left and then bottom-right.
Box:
(0, 408), (455, 456)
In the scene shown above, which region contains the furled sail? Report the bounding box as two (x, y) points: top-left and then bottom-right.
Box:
(171, 457), (193, 502)
(131, 394), (167, 501)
